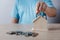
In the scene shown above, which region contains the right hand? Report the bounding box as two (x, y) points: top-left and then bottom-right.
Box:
(36, 2), (47, 14)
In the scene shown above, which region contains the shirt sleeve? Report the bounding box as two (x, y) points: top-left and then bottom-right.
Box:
(43, 0), (54, 7)
(11, 0), (19, 19)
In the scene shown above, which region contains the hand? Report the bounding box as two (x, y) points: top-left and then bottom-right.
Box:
(36, 2), (47, 14)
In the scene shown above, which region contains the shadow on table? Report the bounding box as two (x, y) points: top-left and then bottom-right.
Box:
(48, 28), (60, 30)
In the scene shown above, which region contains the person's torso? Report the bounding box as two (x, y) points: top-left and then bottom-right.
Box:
(17, 0), (39, 24)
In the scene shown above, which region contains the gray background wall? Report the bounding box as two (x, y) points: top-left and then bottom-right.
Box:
(47, 0), (60, 23)
(0, 0), (60, 24)
(0, 0), (14, 24)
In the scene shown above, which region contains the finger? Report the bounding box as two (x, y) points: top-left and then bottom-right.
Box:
(36, 2), (40, 14)
(36, 2), (40, 10)
(39, 2), (44, 11)
(42, 3), (47, 12)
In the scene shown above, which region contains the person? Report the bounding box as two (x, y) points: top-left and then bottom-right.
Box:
(11, 0), (56, 24)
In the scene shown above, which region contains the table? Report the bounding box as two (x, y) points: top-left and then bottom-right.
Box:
(0, 24), (60, 40)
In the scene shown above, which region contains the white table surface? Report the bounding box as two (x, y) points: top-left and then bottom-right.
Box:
(0, 24), (60, 40)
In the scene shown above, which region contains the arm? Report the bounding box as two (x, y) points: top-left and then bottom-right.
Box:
(43, 0), (56, 17)
(44, 7), (56, 17)
(11, 0), (19, 24)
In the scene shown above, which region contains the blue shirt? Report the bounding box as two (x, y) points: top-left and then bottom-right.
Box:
(11, 0), (54, 24)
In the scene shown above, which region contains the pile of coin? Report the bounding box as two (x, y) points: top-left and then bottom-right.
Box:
(7, 31), (38, 37)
